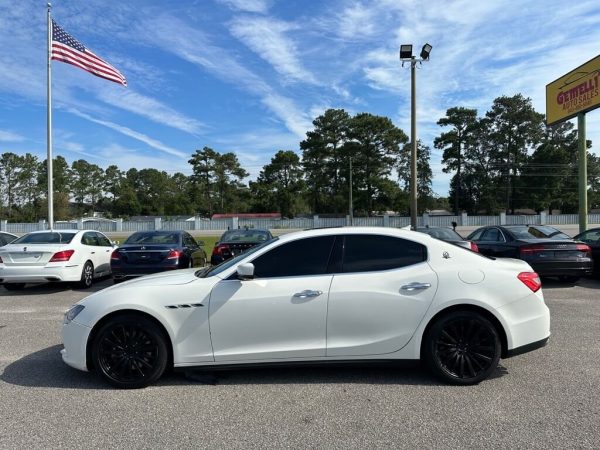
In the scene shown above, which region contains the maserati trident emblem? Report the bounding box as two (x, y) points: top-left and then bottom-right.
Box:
(23, 247), (27, 252)
(442, 251), (450, 259)
(141, 246), (146, 250)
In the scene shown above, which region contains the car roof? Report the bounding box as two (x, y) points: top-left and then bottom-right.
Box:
(274, 226), (433, 245)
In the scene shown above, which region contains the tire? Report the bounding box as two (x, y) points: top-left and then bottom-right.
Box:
(91, 314), (168, 389)
(3, 283), (26, 291)
(78, 261), (94, 288)
(423, 311), (501, 385)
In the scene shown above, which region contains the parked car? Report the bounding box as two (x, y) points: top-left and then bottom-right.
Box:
(0, 231), (18, 246)
(210, 228), (273, 265)
(573, 227), (600, 276)
(467, 225), (592, 282)
(62, 227), (550, 388)
(0, 229), (114, 290)
(111, 230), (207, 283)
(416, 227), (478, 252)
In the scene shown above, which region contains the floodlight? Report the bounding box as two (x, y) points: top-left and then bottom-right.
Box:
(420, 43), (432, 60)
(399, 44), (413, 59)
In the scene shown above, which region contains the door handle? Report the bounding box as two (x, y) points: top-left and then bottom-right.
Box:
(401, 282), (431, 292)
(293, 290), (323, 298)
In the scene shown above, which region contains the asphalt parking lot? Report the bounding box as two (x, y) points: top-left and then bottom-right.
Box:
(1, 278), (599, 449)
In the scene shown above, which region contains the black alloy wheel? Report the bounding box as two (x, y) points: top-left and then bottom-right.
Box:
(424, 311), (501, 385)
(92, 315), (168, 388)
(3, 283), (26, 291)
(78, 261), (94, 289)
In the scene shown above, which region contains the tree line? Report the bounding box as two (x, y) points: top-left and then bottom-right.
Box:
(0, 94), (598, 221)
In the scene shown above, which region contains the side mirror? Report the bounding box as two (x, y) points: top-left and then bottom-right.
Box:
(237, 263), (255, 280)
(196, 240), (205, 247)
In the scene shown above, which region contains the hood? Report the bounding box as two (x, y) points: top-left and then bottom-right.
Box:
(104, 268), (200, 291)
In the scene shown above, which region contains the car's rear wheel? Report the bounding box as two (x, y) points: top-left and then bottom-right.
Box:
(91, 314), (168, 389)
(78, 261), (94, 288)
(3, 283), (26, 291)
(423, 311), (501, 385)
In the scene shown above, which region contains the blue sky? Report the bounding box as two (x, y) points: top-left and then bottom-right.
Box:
(1, 0), (599, 196)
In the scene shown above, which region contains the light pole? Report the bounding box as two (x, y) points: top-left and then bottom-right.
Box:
(400, 43), (432, 230)
(349, 156), (353, 225)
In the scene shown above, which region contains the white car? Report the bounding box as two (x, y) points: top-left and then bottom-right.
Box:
(0, 229), (114, 290)
(61, 227), (550, 388)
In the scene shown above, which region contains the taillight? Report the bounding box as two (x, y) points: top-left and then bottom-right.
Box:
(469, 242), (479, 252)
(519, 245), (545, 255)
(576, 243), (591, 256)
(49, 249), (75, 262)
(167, 249), (181, 260)
(212, 244), (230, 256)
(111, 250), (120, 261)
(518, 272), (542, 292)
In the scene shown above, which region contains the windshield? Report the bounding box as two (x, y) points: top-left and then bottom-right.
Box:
(12, 232), (76, 244)
(509, 226), (570, 240)
(125, 232), (180, 245)
(198, 237), (278, 278)
(219, 229), (271, 243)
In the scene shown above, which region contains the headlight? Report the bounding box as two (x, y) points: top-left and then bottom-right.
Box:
(64, 304), (85, 324)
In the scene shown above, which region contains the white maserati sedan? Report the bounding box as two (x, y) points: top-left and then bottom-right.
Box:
(61, 227), (550, 388)
(0, 229), (114, 290)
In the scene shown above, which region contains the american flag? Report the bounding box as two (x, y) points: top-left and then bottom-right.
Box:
(51, 20), (127, 87)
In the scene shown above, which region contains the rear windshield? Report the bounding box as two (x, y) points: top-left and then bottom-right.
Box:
(124, 232), (180, 245)
(418, 228), (462, 240)
(12, 232), (76, 244)
(220, 229), (271, 243)
(509, 226), (570, 240)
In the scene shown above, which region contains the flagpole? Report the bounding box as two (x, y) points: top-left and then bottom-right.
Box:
(47, 3), (54, 230)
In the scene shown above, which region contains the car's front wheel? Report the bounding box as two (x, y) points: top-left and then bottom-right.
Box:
(423, 311), (501, 385)
(91, 314), (168, 388)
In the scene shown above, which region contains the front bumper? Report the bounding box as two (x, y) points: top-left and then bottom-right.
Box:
(61, 320), (92, 372)
(0, 264), (82, 283)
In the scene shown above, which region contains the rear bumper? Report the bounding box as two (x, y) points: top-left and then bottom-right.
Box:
(525, 260), (593, 277)
(112, 265), (179, 279)
(0, 264), (81, 283)
(505, 337), (549, 358)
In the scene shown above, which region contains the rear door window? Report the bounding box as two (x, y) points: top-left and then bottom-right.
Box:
(342, 235), (427, 273)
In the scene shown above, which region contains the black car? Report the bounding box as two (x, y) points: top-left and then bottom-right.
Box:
(573, 227), (600, 276)
(416, 227), (479, 252)
(467, 225), (592, 281)
(0, 231), (18, 246)
(111, 230), (207, 283)
(211, 228), (273, 265)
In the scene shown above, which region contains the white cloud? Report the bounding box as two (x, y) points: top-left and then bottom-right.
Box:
(96, 143), (193, 174)
(0, 130), (26, 142)
(98, 88), (206, 135)
(230, 17), (318, 84)
(68, 109), (188, 159)
(217, 0), (271, 14)
(337, 3), (377, 41)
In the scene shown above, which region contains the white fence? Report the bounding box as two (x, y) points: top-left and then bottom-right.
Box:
(2, 212), (600, 234)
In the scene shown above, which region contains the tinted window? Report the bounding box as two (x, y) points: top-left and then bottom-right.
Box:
(82, 232), (99, 246)
(220, 229), (271, 243)
(96, 233), (112, 246)
(342, 235), (426, 273)
(251, 236), (335, 278)
(12, 232), (76, 244)
(468, 229), (485, 240)
(125, 232), (180, 245)
(418, 228), (463, 240)
(509, 226), (570, 240)
(183, 233), (197, 248)
(577, 230), (600, 244)
(481, 228), (504, 242)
